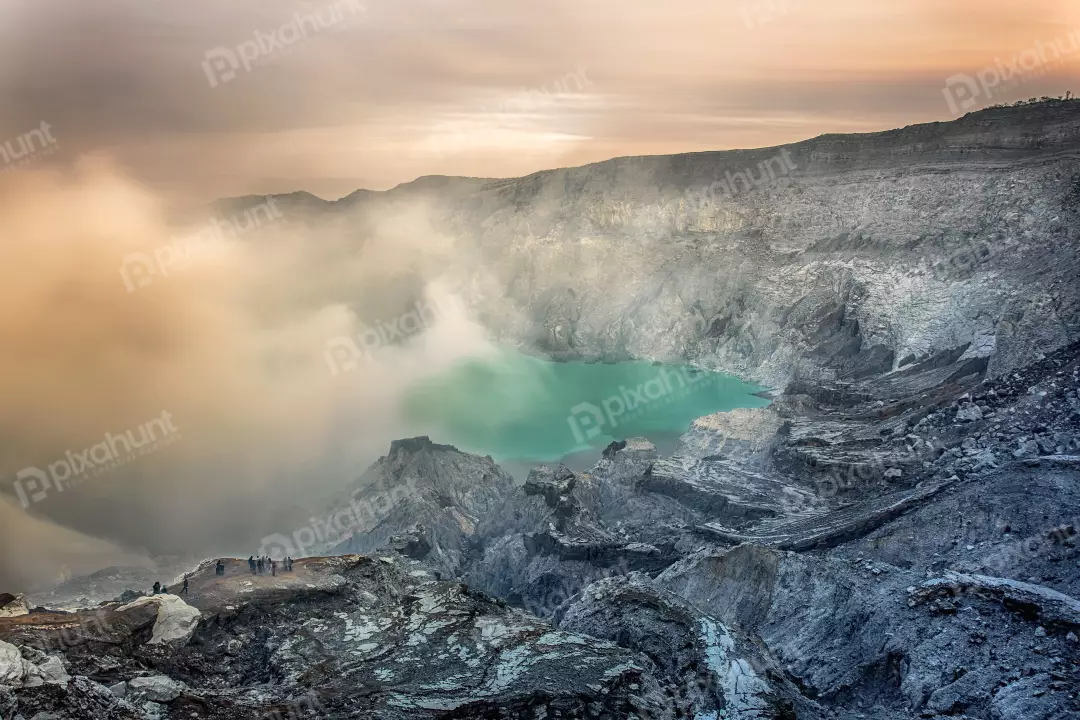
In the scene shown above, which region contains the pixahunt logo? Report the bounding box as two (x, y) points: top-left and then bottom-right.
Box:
(12, 411), (181, 509)
(494, 66), (593, 114)
(202, 0), (366, 88)
(942, 31), (1080, 114)
(683, 150), (797, 211)
(119, 199), (282, 293)
(1, 121), (59, 172)
(324, 295), (466, 375)
(567, 366), (717, 444)
(258, 692), (324, 720)
(259, 475), (418, 557)
(740, 0), (797, 30)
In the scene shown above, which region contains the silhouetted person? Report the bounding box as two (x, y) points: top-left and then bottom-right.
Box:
(257, 557), (264, 574)
(248, 556), (256, 574)
(181, 576), (189, 595)
(161, 585), (168, 594)
(271, 560), (276, 577)
(152, 581), (161, 595)
(216, 560), (225, 576)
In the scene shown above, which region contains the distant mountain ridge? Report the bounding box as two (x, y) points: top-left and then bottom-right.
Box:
(216, 100), (1080, 389)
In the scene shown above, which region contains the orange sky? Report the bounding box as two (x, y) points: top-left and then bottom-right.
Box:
(0, 0), (1077, 200)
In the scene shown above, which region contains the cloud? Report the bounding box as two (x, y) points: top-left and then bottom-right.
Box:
(2, 0), (1075, 200)
(0, 159), (489, 591)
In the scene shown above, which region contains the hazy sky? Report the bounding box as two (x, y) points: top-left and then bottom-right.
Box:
(1, 0), (1078, 200)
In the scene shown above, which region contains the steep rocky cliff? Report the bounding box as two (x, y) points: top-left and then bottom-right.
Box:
(225, 100), (1080, 388)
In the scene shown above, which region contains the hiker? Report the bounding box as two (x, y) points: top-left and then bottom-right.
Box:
(248, 556), (256, 574)
(216, 559), (225, 576)
(257, 557), (263, 574)
(181, 576), (189, 595)
(152, 581), (161, 595)
(271, 560), (276, 577)
(161, 585), (168, 594)
(286, 557), (292, 571)
(288, 557), (294, 571)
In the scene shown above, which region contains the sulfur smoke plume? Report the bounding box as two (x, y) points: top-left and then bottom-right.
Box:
(0, 159), (489, 592)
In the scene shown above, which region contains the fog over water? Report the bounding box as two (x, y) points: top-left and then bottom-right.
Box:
(400, 350), (769, 477)
(0, 161), (495, 591)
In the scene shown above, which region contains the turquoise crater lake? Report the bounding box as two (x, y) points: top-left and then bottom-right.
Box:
(400, 350), (769, 474)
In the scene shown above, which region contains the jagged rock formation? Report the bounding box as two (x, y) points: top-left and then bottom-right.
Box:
(1, 555), (674, 719)
(324, 437), (517, 578)
(560, 572), (823, 719)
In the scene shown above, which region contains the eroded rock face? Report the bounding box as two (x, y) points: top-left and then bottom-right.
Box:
(325, 436), (518, 578)
(115, 595), (200, 646)
(224, 102), (1080, 389)
(561, 573), (820, 720)
(1, 555), (672, 719)
(0, 675), (145, 720)
(659, 544), (1080, 719)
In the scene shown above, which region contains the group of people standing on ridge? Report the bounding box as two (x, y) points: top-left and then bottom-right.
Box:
(150, 574), (189, 596)
(248, 555), (294, 576)
(144, 556), (296, 599)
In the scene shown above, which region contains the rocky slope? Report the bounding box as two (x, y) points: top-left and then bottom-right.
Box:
(0, 556), (673, 719)
(3, 103), (1080, 719)
(227, 100), (1080, 388)
(4, 334), (1076, 718)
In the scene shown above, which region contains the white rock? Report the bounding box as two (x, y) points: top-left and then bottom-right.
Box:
(0, 640), (28, 686)
(956, 404), (984, 422)
(127, 674), (186, 702)
(117, 594), (201, 646)
(0, 594), (31, 618)
(0, 641), (67, 688)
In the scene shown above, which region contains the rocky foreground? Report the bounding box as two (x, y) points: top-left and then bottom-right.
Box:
(2, 338), (1079, 718)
